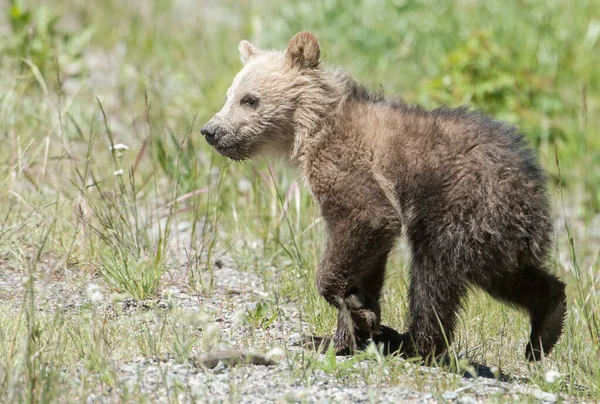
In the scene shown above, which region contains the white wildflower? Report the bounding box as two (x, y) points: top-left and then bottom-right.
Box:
(86, 284), (104, 304)
(544, 370), (561, 383)
(113, 169), (124, 176)
(237, 178), (252, 193)
(111, 143), (129, 151)
(90, 290), (103, 303)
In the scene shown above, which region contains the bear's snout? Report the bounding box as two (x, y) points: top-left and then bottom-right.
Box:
(201, 122), (224, 146)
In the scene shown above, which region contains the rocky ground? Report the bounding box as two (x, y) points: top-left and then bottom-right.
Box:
(0, 242), (580, 403)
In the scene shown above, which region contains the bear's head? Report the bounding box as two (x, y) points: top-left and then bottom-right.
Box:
(201, 31), (326, 161)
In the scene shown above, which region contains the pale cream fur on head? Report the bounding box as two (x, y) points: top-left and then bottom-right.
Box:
(204, 32), (351, 163)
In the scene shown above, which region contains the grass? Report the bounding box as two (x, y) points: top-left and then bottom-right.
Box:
(0, 0), (599, 401)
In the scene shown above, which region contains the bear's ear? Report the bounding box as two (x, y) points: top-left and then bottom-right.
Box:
(239, 40), (258, 64)
(286, 31), (320, 69)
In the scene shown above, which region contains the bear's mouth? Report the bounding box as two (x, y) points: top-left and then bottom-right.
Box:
(212, 141), (252, 161)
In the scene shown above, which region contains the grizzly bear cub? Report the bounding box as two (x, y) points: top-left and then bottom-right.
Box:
(201, 31), (566, 361)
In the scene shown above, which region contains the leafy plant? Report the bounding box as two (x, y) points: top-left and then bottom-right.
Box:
(245, 301), (278, 330)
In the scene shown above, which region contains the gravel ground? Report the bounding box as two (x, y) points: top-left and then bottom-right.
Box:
(0, 242), (580, 403)
(98, 356), (560, 404)
(4, 203), (597, 403)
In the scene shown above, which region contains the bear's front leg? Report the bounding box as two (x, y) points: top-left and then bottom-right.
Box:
(316, 220), (395, 354)
(328, 290), (381, 354)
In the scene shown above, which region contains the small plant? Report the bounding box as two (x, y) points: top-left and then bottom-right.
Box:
(245, 301), (278, 330)
(99, 254), (167, 300)
(134, 316), (168, 358)
(81, 163), (170, 300)
(79, 101), (171, 300)
(170, 310), (202, 364)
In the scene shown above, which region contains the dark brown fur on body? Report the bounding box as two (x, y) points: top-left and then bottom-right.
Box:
(201, 32), (566, 361)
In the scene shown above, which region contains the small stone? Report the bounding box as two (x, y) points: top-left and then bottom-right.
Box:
(442, 391), (458, 400)
(459, 395), (479, 404)
(213, 361), (226, 373)
(289, 332), (302, 345)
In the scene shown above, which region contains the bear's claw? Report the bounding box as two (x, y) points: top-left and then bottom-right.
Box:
(297, 325), (414, 357)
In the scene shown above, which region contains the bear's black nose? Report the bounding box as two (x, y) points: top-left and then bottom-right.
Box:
(201, 122), (223, 146)
(201, 123), (216, 139)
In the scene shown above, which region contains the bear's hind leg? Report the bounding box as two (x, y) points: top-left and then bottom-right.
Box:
(407, 252), (468, 361)
(524, 268), (566, 361)
(475, 265), (566, 361)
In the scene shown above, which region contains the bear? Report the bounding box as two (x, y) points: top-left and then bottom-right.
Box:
(201, 31), (566, 362)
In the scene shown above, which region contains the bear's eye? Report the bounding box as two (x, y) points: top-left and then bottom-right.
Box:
(240, 94), (258, 107)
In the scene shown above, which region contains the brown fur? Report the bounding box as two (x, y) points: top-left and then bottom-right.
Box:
(201, 31), (566, 361)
